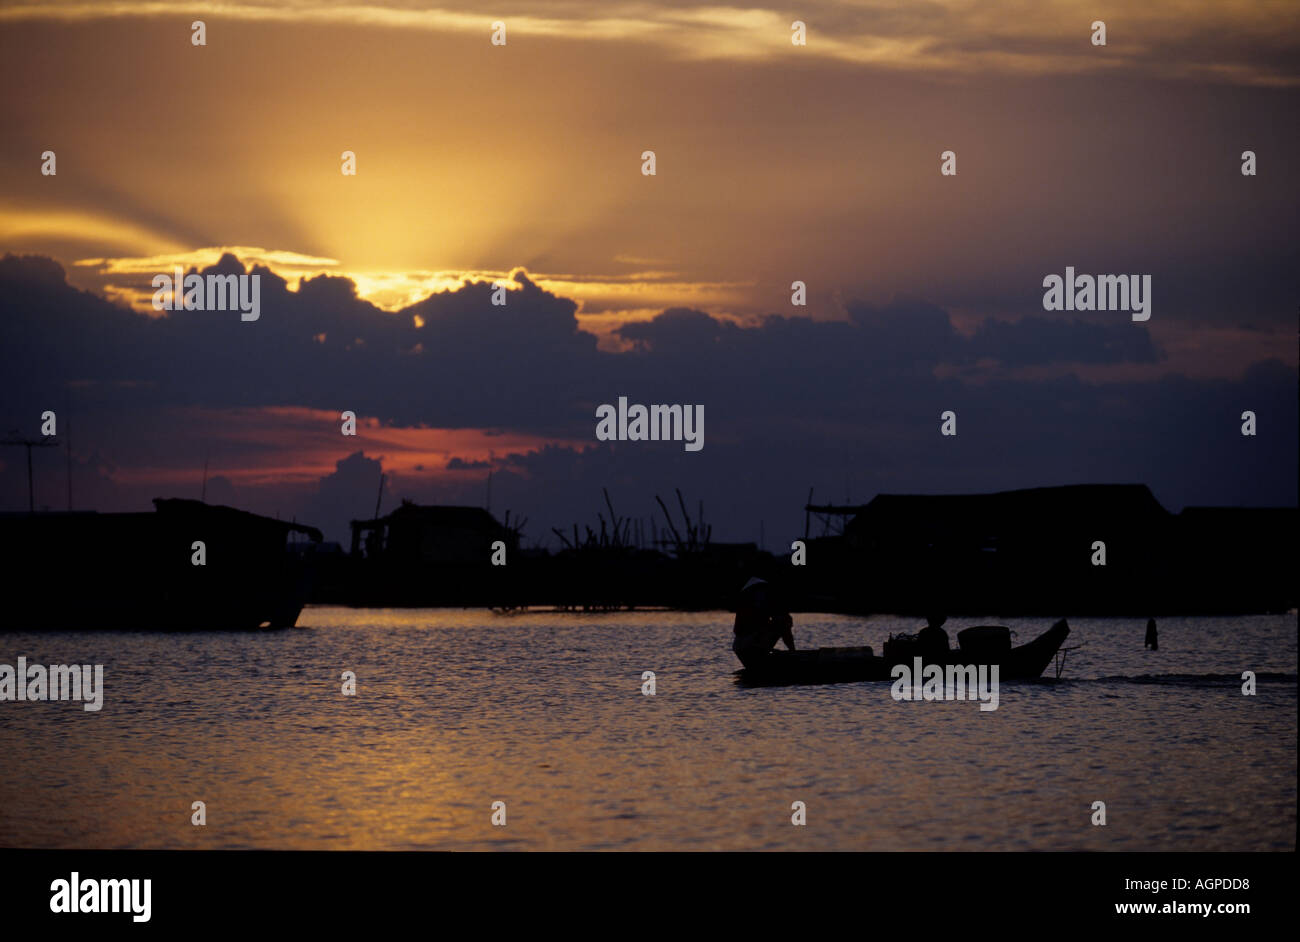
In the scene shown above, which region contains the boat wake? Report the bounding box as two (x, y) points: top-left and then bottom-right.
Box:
(1090, 672), (1296, 688)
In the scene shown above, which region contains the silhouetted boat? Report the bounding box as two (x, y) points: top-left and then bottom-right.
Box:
(738, 620), (1070, 685)
(0, 498), (321, 630)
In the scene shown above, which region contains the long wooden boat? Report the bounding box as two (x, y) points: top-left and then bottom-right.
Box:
(738, 619), (1070, 686)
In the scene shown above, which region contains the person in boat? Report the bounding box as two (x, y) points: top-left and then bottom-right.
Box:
(917, 614), (950, 661)
(1144, 617), (1158, 651)
(733, 577), (795, 668)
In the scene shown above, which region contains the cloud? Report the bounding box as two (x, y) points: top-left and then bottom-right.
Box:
(617, 307), (735, 350)
(1, 252), (1294, 543)
(446, 457), (492, 470)
(2, 1), (1296, 85)
(967, 315), (1162, 367)
(302, 450), (385, 543)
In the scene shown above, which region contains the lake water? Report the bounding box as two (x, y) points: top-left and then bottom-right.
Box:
(1, 609), (1294, 851)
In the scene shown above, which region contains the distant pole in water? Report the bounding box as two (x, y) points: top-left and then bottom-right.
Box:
(374, 472), (386, 519)
(1145, 617), (1158, 651)
(65, 390), (72, 511)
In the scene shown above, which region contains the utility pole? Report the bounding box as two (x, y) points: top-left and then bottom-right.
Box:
(2, 436), (60, 512)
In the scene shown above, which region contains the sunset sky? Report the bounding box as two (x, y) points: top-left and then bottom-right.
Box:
(1, 0), (1296, 544)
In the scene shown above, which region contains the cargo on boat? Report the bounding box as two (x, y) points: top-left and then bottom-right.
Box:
(0, 498), (322, 630)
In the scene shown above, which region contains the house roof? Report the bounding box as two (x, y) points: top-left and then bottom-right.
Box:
(153, 497), (323, 541)
(354, 501), (508, 531)
(844, 484), (1170, 537)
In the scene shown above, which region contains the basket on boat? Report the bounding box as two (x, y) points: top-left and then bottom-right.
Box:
(882, 632), (919, 661)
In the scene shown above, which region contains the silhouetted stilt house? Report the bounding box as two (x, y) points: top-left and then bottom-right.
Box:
(800, 484), (1294, 614)
(342, 501), (519, 605)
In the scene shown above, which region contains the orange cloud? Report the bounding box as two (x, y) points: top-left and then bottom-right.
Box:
(106, 406), (588, 488)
